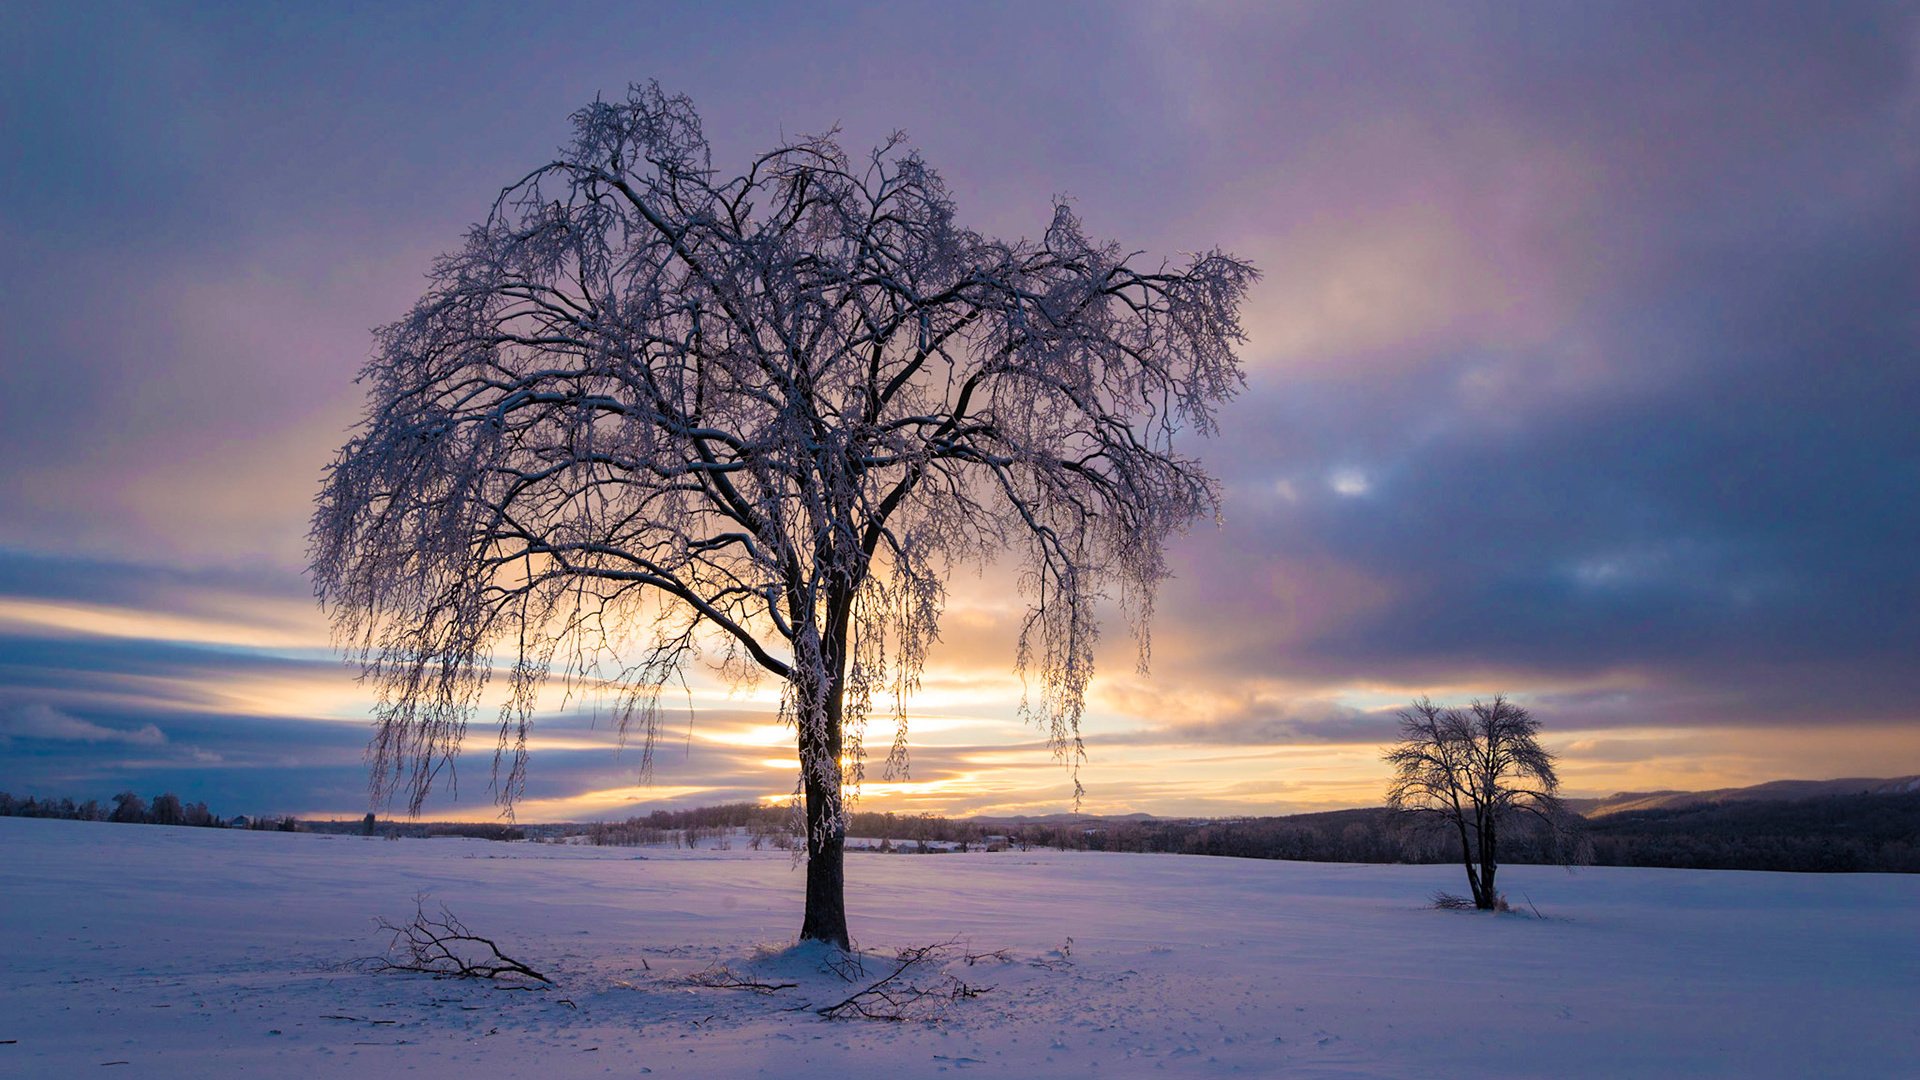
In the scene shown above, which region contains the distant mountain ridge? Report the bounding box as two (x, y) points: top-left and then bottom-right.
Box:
(1568, 775), (1920, 818)
(972, 777), (1920, 826)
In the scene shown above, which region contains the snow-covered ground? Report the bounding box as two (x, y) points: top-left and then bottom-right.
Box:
(3, 816), (1914, 1078)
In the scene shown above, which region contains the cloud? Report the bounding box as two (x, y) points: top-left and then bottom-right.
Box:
(0, 700), (165, 745)
(1096, 691), (1401, 749)
(2, 6), (1918, 816)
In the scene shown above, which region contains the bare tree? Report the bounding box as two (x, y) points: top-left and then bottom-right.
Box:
(149, 791), (184, 826)
(109, 790), (147, 824)
(310, 83), (1255, 947)
(1385, 696), (1581, 910)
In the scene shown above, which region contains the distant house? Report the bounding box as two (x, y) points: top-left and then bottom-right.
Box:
(229, 815), (249, 829)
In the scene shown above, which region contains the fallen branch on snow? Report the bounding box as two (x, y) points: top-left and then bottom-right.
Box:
(815, 940), (989, 1022)
(685, 965), (799, 994)
(368, 895), (552, 984)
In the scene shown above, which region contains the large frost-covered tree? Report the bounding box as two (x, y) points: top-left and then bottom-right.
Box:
(311, 83), (1255, 947)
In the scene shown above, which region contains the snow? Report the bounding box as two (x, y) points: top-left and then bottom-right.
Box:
(3, 816), (1915, 1078)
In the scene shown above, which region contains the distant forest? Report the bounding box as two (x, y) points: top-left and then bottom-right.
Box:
(0, 791), (524, 840)
(1005, 794), (1919, 873)
(6, 789), (1915, 873)
(0, 789), (298, 831)
(568, 793), (1920, 873)
(1581, 793), (1920, 873)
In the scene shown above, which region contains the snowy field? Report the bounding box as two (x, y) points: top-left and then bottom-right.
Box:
(3, 817), (1915, 1078)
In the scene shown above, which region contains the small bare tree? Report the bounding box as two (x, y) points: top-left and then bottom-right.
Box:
(310, 82), (1255, 948)
(1385, 696), (1580, 910)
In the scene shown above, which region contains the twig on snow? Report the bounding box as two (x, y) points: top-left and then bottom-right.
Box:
(367, 894), (552, 984)
(816, 940), (988, 1022)
(1028, 937), (1076, 970)
(685, 965), (799, 995)
(822, 947), (867, 983)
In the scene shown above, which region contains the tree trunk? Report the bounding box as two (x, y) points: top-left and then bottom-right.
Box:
(1454, 816), (1484, 907)
(795, 617), (852, 949)
(1478, 832), (1498, 910)
(799, 778), (848, 947)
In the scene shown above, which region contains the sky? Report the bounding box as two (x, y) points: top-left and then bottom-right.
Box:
(2, 1), (1917, 821)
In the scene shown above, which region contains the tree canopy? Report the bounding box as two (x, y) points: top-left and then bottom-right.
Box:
(311, 83), (1255, 944)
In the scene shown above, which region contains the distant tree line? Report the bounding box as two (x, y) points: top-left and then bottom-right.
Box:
(0, 792), (534, 838)
(11, 787), (1913, 872)
(999, 810), (1576, 864)
(578, 805), (1010, 852)
(560, 796), (1920, 873)
(988, 809), (1459, 862)
(996, 798), (1920, 874)
(1582, 792), (1920, 873)
(583, 802), (792, 850)
(0, 790), (304, 831)
(296, 817), (524, 841)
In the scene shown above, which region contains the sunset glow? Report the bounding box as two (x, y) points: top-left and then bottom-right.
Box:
(3, 5), (1916, 823)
